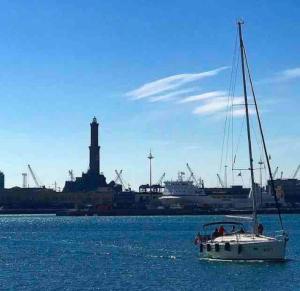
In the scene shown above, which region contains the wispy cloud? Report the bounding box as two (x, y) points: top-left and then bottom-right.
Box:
(126, 66), (228, 100)
(261, 67), (300, 84)
(148, 88), (197, 103)
(232, 108), (255, 117)
(279, 67), (300, 80)
(193, 97), (244, 115)
(177, 90), (227, 104)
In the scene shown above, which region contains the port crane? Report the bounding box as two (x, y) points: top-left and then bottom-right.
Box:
(27, 164), (43, 188)
(156, 172), (166, 186)
(186, 163), (202, 185)
(292, 164), (300, 179)
(114, 170), (131, 190)
(68, 170), (75, 181)
(217, 174), (225, 188)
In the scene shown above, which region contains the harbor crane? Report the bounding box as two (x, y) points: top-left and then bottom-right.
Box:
(217, 174), (225, 188)
(68, 170), (75, 182)
(292, 164), (300, 179)
(27, 164), (42, 188)
(186, 163), (198, 185)
(156, 172), (166, 186)
(114, 170), (130, 190)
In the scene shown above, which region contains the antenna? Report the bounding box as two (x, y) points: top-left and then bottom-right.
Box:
(148, 150), (154, 191)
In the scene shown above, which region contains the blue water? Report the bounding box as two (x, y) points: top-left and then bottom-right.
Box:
(0, 215), (299, 290)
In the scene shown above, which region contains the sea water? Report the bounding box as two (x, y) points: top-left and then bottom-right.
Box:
(0, 214), (299, 290)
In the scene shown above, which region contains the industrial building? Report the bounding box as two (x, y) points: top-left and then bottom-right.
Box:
(269, 178), (300, 204)
(0, 172), (4, 189)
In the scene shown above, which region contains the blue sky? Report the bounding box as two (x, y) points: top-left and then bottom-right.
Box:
(0, 0), (299, 189)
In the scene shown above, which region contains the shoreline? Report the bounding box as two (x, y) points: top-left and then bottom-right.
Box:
(0, 208), (299, 216)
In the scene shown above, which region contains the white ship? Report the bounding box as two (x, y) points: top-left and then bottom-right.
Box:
(160, 171), (277, 209)
(162, 171), (205, 204)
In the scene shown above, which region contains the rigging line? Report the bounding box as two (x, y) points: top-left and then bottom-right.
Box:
(231, 91), (234, 185)
(232, 115), (246, 168)
(219, 28), (238, 174)
(219, 99), (230, 174)
(244, 68), (265, 160)
(227, 28), (239, 181)
(249, 111), (265, 158)
(243, 45), (284, 230)
(225, 103), (232, 167)
(231, 49), (240, 185)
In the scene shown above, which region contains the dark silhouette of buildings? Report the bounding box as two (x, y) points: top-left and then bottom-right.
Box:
(63, 117), (119, 192)
(0, 172), (4, 189)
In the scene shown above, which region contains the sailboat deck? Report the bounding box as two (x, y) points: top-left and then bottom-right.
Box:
(212, 234), (276, 243)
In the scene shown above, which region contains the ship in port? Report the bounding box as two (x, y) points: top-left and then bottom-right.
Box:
(160, 164), (279, 210)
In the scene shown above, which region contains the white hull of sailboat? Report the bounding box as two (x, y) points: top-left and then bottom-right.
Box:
(200, 234), (287, 261)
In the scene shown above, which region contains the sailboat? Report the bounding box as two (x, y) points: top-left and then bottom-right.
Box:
(196, 21), (288, 261)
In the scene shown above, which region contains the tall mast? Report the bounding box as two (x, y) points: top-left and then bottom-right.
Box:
(148, 150), (154, 192)
(238, 21), (257, 234)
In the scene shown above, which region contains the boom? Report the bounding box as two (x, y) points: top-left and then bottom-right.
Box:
(292, 164), (300, 179)
(186, 163), (198, 185)
(156, 173), (166, 186)
(27, 164), (41, 188)
(217, 174), (225, 188)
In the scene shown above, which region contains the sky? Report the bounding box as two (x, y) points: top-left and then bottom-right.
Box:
(0, 0), (299, 190)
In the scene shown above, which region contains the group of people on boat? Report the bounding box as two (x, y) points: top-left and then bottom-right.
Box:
(194, 223), (264, 245)
(211, 225), (245, 239)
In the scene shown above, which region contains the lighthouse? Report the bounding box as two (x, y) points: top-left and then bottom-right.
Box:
(89, 117), (100, 174)
(63, 116), (109, 192)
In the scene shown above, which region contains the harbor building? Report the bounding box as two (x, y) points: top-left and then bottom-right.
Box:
(63, 117), (120, 193)
(0, 172), (4, 189)
(269, 178), (300, 204)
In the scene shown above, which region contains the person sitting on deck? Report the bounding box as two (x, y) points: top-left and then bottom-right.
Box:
(238, 227), (245, 234)
(218, 225), (225, 236)
(212, 228), (219, 239)
(231, 225), (236, 233)
(258, 223), (264, 235)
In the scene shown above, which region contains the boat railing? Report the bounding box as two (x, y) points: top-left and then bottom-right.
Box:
(275, 230), (289, 241)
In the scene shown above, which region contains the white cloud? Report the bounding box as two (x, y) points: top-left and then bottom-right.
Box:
(261, 67), (300, 84)
(148, 88), (197, 103)
(232, 108), (255, 117)
(126, 66), (228, 100)
(280, 67), (300, 80)
(177, 90), (227, 104)
(193, 97), (244, 115)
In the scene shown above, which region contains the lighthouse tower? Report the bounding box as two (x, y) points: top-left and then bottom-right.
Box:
(89, 117), (100, 174)
(63, 116), (110, 192)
